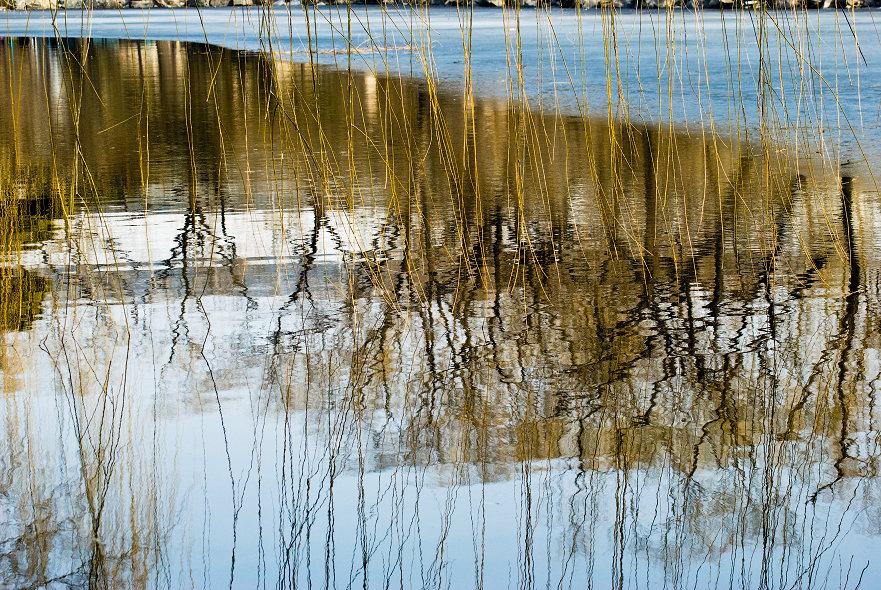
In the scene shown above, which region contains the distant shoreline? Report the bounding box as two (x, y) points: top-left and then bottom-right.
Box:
(0, 0), (874, 11)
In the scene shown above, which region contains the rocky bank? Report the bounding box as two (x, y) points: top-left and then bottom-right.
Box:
(0, 0), (870, 12)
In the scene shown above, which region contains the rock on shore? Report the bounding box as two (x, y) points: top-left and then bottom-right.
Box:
(0, 0), (870, 12)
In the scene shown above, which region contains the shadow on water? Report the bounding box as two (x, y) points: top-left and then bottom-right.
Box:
(1, 36), (880, 589)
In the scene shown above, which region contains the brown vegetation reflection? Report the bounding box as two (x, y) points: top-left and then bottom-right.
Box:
(1, 37), (879, 588)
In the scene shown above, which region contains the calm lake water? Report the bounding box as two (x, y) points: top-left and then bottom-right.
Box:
(1, 32), (880, 589)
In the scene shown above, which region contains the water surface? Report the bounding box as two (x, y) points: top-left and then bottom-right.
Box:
(1, 37), (880, 589)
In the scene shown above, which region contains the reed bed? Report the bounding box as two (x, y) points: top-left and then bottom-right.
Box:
(1, 5), (880, 589)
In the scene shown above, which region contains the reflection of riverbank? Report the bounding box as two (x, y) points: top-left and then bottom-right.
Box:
(2, 37), (880, 589)
(3, 37), (877, 479)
